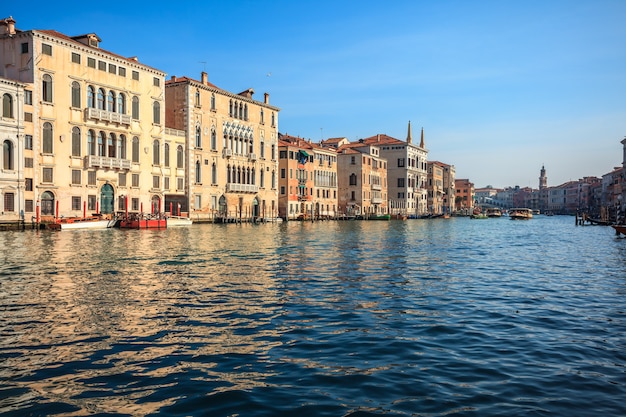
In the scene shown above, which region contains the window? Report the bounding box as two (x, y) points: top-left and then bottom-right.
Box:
(42, 74), (53, 103)
(260, 108), (264, 124)
(98, 60), (106, 71)
(350, 156), (356, 165)
(4, 193), (14, 212)
(88, 195), (96, 210)
(25, 200), (33, 212)
(3, 140), (14, 170)
(211, 93), (216, 110)
(211, 163), (217, 184)
(71, 81), (81, 108)
(87, 57), (96, 68)
(153, 77), (160, 87)
(2, 94), (13, 118)
(153, 101), (161, 124)
(271, 112), (275, 127)
(398, 178), (405, 187)
(153, 140), (160, 165)
(132, 173), (140, 187)
(107, 91), (115, 112)
(71, 52), (81, 64)
(108, 64), (116, 74)
(87, 130), (95, 155)
(132, 71), (139, 81)
(280, 168), (286, 179)
(398, 158), (405, 167)
(132, 137), (139, 162)
(87, 86), (95, 108)
(97, 131), (105, 156)
(97, 88), (105, 109)
(24, 112), (32, 122)
(119, 172), (126, 187)
(132, 96), (139, 119)
(21, 42), (28, 54)
(164, 143), (170, 167)
(88, 171), (96, 185)
(71, 170), (81, 185)
(118, 67), (126, 77)
(25, 178), (33, 191)
(108, 133), (116, 158)
(195, 160), (201, 183)
(25, 157), (33, 168)
(164, 177), (170, 190)
(195, 89), (200, 106)
(42, 43), (52, 56)
(118, 135), (127, 159)
(71, 127), (81, 156)
(117, 93), (126, 114)
(42, 122), (53, 154)
(349, 173), (357, 186)
(177, 177), (184, 191)
(153, 175), (160, 189)
(42, 167), (53, 183)
(211, 129), (216, 150)
(24, 90), (32, 105)
(177, 145), (184, 168)
(195, 126), (201, 148)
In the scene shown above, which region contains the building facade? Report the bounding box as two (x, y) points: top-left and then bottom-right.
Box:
(165, 73), (279, 221)
(0, 18), (167, 221)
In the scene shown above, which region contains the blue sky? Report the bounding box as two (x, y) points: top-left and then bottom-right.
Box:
(3, 0), (625, 188)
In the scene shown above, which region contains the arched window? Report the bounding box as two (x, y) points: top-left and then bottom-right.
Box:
(3, 140), (14, 170)
(244, 104), (248, 120)
(177, 145), (184, 168)
(239, 103), (243, 119)
(210, 93), (215, 110)
(260, 168), (264, 188)
(260, 108), (264, 124)
(271, 170), (276, 189)
(87, 86), (95, 108)
(195, 89), (200, 106)
(42, 74), (53, 103)
(118, 93), (126, 114)
(98, 131), (106, 156)
(211, 128), (216, 150)
(195, 160), (201, 183)
(132, 136), (140, 162)
(153, 101), (160, 124)
(71, 126), (81, 156)
(211, 163), (217, 184)
(349, 173), (357, 186)
(71, 81), (81, 108)
(42, 122), (53, 154)
(118, 135), (126, 159)
(164, 143), (170, 167)
(132, 96), (139, 119)
(87, 130), (95, 156)
(271, 112), (275, 127)
(153, 139), (160, 165)
(41, 191), (55, 215)
(195, 126), (201, 148)
(108, 133), (116, 158)
(227, 164), (231, 183)
(229, 100), (233, 116)
(2, 93), (13, 118)
(107, 91), (115, 112)
(97, 88), (105, 110)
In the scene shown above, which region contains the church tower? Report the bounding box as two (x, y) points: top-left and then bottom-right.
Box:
(539, 165), (547, 190)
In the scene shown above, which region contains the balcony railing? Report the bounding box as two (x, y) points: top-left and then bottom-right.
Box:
(372, 183), (382, 191)
(248, 153), (257, 161)
(85, 155), (131, 170)
(372, 197), (383, 204)
(222, 149), (233, 158)
(226, 183), (259, 193)
(86, 108), (131, 125)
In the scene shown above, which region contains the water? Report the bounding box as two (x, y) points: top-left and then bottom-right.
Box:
(1, 216), (625, 416)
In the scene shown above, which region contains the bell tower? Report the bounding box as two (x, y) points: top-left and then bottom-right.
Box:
(539, 165), (547, 190)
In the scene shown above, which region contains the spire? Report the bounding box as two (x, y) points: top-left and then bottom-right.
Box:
(407, 120), (412, 144)
(420, 127), (425, 148)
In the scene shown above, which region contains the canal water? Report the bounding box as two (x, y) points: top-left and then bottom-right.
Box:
(0, 216), (625, 416)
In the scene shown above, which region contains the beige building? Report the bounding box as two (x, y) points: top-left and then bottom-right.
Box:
(427, 161), (455, 215)
(0, 17), (168, 221)
(337, 141), (388, 216)
(1, 76), (29, 222)
(165, 73), (280, 221)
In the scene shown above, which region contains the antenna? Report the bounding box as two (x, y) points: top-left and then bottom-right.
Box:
(198, 61), (207, 71)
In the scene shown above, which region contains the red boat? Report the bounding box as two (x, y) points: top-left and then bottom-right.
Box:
(117, 213), (166, 229)
(612, 225), (626, 236)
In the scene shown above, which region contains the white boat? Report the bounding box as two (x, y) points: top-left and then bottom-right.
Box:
(56, 216), (115, 230)
(166, 216), (193, 227)
(486, 208), (502, 218)
(508, 208), (533, 220)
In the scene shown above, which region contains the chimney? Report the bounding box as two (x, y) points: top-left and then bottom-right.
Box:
(264, 92), (269, 104)
(2, 16), (16, 35)
(201, 71), (208, 85)
(170, 75), (177, 82)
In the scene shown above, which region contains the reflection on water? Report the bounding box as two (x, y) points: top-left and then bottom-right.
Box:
(1, 217), (625, 416)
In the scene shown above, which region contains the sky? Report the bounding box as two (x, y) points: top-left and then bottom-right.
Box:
(3, 0), (625, 188)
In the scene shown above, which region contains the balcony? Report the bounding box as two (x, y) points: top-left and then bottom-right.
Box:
(85, 155), (131, 170)
(298, 194), (312, 201)
(372, 183), (382, 191)
(226, 183), (259, 193)
(86, 108), (131, 126)
(248, 153), (257, 161)
(222, 148), (233, 158)
(372, 197), (383, 204)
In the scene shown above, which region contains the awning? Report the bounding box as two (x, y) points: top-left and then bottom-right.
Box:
(299, 150), (309, 157)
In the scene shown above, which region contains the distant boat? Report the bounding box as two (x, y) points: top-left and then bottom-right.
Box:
(53, 215), (115, 230)
(612, 225), (626, 236)
(167, 216), (193, 227)
(509, 208), (533, 220)
(486, 208), (502, 218)
(470, 213), (488, 219)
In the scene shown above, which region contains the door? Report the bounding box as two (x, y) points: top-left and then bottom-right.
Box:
(100, 184), (114, 214)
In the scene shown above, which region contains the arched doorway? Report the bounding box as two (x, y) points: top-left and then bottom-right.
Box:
(252, 196), (260, 218)
(218, 195), (227, 216)
(40, 191), (55, 215)
(100, 184), (114, 214)
(151, 195), (161, 214)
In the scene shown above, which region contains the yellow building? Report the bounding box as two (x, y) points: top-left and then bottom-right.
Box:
(0, 17), (167, 221)
(165, 73), (279, 222)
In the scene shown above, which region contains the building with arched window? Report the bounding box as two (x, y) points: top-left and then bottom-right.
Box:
(165, 72), (280, 221)
(0, 77), (28, 222)
(0, 17), (166, 221)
